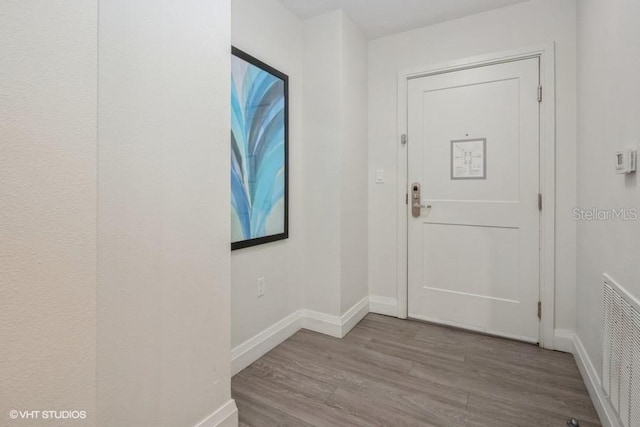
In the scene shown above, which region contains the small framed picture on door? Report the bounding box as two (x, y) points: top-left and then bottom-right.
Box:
(451, 138), (486, 180)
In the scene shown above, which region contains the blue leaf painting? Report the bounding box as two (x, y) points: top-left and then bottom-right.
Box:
(231, 53), (286, 244)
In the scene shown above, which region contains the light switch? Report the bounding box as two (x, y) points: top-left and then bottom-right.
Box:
(376, 169), (384, 183)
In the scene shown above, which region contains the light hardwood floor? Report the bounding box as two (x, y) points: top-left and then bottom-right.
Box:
(232, 314), (600, 427)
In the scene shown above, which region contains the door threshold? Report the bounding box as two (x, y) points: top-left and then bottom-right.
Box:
(407, 313), (540, 346)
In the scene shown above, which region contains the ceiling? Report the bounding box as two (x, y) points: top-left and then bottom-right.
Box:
(278, 0), (530, 40)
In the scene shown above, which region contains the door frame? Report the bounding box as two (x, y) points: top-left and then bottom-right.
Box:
(396, 44), (556, 349)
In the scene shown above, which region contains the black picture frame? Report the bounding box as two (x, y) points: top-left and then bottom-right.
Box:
(231, 46), (289, 250)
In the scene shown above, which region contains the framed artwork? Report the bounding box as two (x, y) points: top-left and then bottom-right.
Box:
(231, 47), (289, 250)
(451, 138), (486, 180)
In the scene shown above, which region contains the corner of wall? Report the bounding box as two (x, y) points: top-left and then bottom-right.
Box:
(194, 400), (238, 427)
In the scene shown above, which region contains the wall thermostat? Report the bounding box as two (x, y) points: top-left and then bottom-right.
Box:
(615, 148), (637, 174)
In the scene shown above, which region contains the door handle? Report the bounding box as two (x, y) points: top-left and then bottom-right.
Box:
(411, 182), (432, 217)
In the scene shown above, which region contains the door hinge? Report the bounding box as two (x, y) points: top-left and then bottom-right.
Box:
(538, 193), (542, 211)
(405, 193), (408, 205)
(401, 134), (408, 146)
(538, 301), (542, 319)
(538, 85), (543, 103)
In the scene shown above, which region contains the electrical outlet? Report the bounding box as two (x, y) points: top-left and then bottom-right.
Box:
(257, 277), (265, 297)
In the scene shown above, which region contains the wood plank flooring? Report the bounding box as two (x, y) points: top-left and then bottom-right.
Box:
(232, 314), (601, 427)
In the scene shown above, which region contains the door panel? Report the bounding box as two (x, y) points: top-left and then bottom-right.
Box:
(407, 58), (540, 342)
(422, 79), (520, 202)
(421, 224), (520, 302)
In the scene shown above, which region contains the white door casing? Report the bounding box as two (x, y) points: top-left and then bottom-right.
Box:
(407, 57), (540, 343)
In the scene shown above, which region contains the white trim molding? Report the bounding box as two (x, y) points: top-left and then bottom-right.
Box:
(553, 328), (576, 354)
(301, 296), (370, 338)
(231, 310), (303, 375)
(548, 330), (618, 427)
(396, 43), (557, 348)
(231, 297), (370, 376)
(369, 296), (398, 317)
(339, 296), (370, 336)
(573, 334), (619, 427)
(194, 399), (238, 427)
(301, 309), (344, 337)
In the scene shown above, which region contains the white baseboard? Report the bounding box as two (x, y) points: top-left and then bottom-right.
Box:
(301, 308), (343, 337)
(553, 328), (576, 353)
(339, 296), (370, 337)
(231, 310), (302, 375)
(550, 330), (619, 427)
(194, 399), (238, 427)
(573, 334), (620, 427)
(231, 297), (370, 376)
(300, 296), (370, 338)
(369, 295), (398, 317)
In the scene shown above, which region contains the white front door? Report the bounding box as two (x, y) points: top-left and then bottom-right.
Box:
(407, 58), (540, 343)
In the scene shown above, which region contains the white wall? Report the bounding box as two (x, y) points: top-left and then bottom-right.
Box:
(0, 1), (97, 425)
(576, 0), (640, 383)
(230, 0), (305, 349)
(368, 0), (578, 334)
(98, 1), (236, 426)
(302, 11), (344, 316)
(339, 15), (369, 313)
(303, 10), (369, 317)
(230, 4), (368, 350)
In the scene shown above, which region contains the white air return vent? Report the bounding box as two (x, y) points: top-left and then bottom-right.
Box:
(602, 274), (640, 427)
